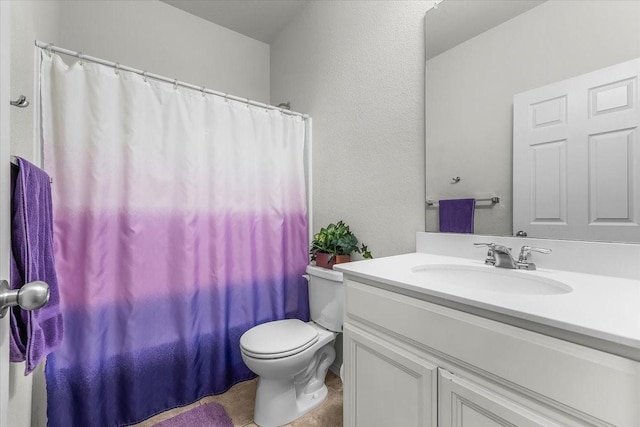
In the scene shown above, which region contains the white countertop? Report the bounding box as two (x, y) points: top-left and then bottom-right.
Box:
(335, 252), (640, 360)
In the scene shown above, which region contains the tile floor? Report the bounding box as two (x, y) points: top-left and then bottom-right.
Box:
(132, 371), (343, 427)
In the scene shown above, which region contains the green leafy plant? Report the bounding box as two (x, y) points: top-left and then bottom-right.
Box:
(310, 221), (373, 262)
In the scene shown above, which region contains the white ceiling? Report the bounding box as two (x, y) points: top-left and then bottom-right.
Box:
(162, 0), (546, 53)
(426, 0), (545, 60)
(161, 0), (311, 44)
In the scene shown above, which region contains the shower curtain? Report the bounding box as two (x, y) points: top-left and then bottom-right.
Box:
(40, 52), (309, 427)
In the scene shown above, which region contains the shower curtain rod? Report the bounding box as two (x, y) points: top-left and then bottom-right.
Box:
(35, 40), (309, 119)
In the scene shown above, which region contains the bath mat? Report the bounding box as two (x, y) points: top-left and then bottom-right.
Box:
(155, 402), (234, 427)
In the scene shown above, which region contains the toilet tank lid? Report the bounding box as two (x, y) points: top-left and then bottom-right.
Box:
(240, 319), (318, 356)
(306, 264), (343, 281)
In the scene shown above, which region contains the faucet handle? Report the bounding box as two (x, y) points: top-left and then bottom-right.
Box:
(473, 242), (496, 248)
(517, 246), (551, 270)
(519, 245), (551, 260)
(474, 243), (496, 265)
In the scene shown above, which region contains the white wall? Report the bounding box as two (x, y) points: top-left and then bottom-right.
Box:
(9, 3), (61, 426)
(10, 0), (60, 163)
(9, 1), (270, 426)
(58, 1), (270, 104)
(425, 0), (640, 236)
(11, 0), (270, 162)
(271, 1), (431, 259)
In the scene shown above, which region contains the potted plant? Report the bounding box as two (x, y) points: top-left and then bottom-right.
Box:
(310, 221), (372, 269)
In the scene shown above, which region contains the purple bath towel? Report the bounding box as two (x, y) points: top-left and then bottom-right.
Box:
(9, 157), (63, 374)
(154, 403), (234, 427)
(439, 198), (476, 233)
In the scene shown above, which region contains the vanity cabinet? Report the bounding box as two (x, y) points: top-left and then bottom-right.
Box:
(343, 277), (640, 427)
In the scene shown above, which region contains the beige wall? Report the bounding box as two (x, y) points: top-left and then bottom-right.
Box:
(271, 1), (431, 259)
(425, 0), (640, 236)
(9, 1), (271, 426)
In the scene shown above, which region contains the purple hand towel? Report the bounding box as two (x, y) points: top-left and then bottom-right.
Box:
(9, 157), (63, 374)
(439, 198), (476, 233)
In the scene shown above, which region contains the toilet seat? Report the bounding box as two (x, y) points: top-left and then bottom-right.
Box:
(240, 319), (319, 359)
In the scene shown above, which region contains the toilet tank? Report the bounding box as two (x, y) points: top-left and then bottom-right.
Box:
(306, 265), (344, 332)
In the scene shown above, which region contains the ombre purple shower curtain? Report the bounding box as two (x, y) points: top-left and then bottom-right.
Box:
(40, 52), (309, 427)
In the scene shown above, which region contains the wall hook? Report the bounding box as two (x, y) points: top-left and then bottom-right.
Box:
(10, 95), (29, 108)
(451, 176), (461, 184)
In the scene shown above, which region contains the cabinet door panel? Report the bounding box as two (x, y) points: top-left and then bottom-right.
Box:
(344, 325), (437, 427)
(438, 368), (562, 427)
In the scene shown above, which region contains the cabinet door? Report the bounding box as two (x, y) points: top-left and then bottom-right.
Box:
(344, 325), (437, 427)
(438, 368), (563, 427)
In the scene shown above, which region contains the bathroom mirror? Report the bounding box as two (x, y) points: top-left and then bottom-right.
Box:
(425, 0), (640, 242)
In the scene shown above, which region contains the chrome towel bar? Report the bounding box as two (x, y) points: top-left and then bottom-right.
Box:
(426, 196), (500, 208)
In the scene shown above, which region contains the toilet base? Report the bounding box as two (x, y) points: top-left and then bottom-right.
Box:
(254, 378), (329, 427)
(253, 343), (335, 427)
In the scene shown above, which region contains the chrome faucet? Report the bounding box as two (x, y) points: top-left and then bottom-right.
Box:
(491, 244), (518, 269)
(474, 243), (551, 270)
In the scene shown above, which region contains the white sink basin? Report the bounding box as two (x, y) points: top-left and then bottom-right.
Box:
(410, 264), (572, 295)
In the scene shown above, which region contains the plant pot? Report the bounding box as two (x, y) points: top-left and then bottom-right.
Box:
(315, 252), (350, 270)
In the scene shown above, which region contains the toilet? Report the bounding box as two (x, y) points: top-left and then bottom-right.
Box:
(240, 265), (343, 427)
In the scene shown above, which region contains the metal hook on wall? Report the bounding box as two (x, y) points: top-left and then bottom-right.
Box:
(451, 176), (461, 184)
(10, 95), (29, 108)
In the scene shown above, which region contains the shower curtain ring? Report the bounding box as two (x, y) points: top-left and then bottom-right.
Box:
(245, 98), (250, 108)
(77, 52), (84, 66)
(224, 94), (229, 103)
(114, 63), (120, 75)
(142, 71), (148, 83)
(173, 79), (178, 90)
(45, 43), (53, 57)
(201, 86), (206, 97)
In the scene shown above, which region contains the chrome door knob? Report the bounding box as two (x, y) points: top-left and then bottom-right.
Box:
(0, 279), (50, 318)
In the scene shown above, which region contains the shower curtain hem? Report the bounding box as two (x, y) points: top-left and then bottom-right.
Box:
(117, 372), (258, 427)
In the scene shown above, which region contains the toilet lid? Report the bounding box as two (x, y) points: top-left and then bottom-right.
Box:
(240, 319), (319, 359)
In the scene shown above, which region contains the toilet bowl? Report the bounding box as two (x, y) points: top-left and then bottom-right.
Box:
(240, 265), (343, 427)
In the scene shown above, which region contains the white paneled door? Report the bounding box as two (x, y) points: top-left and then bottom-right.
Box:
(513, 58), (640, 242)
(0, 1), (11, 426)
